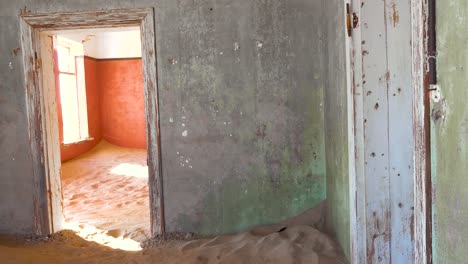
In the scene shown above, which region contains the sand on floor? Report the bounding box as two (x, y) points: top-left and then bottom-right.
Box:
(60, 140), (150, 244)
(0, 202), (348, 264)
(0, 141), (348, 263)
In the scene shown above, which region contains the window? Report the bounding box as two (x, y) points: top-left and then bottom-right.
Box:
(55, 36), (89, 144)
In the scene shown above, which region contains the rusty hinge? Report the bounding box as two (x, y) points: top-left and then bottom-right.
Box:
(346, 3), (359, 37)
(429, 84), (440, 101)
(346, 4), (352, 37)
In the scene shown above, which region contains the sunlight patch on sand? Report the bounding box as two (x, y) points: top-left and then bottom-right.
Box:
(110, 163), (148, 178)
(61, 141), (151, 245)
(63, 222), (142, 251)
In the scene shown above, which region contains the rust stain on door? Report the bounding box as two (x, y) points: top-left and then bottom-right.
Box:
(391, 3), (399, 27)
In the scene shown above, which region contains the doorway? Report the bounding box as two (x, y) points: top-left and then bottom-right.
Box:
(42, 27), (150, 247)
(19, 8), (164, 239)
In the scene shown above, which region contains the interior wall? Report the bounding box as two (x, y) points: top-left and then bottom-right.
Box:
(58, 30), (145, 160)
(98, 58), (146, 149)
(0, 0), (328, 236)
(59, 57), (102, 162)
(431, 0), (468, 262)
(159, 0), (327, 235)
(321, 0), (350, 258)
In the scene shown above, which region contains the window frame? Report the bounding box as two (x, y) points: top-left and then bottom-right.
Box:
(54, 36), (90, 145)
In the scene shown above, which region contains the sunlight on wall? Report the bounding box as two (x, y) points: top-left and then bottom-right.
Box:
(59, 27), (141, 59)
(110, 163), (148, 178)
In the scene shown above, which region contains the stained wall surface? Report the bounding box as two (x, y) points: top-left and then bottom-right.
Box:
(0, 0), (328, 236)
(321, 0), (350, 258)
(159, 0), (327, 234)
(432, 0), (468, 262)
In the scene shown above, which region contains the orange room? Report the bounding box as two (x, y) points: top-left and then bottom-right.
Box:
(53, 27), (149, 246)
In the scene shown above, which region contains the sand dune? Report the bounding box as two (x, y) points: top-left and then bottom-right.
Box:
(0, 202), (347, 264)
(162, 203), (347, 264)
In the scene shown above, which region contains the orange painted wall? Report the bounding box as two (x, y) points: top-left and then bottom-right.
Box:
(98, 59), (146, 149)
(57, 57), (145, 161)
(59, 57), (102, 162)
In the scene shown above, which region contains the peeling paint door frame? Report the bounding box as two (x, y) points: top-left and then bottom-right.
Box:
(347, 0), (366, 261)
(411, 0), (432, 262)
(412, 0), (433, 263)
(19, 8), (165, 236)
(348, 0), (431, 263)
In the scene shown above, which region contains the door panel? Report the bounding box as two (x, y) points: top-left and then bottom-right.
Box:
(349, 1), (415, 262)
(385, 1), (414, 262)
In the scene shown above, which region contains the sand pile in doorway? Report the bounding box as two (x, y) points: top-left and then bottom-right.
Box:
(0, 202), (348, 264)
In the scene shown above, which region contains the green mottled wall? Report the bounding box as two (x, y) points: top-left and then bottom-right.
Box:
(157, 0), (328, 234)
(431, 0), (468, 263)
(321, 0), (350, 258)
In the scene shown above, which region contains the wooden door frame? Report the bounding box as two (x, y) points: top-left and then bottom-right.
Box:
(411, 0), (432, 263)
(347, 0), (365, 261)
(19, 8), (165, 237)
(348, 0), (431, 263)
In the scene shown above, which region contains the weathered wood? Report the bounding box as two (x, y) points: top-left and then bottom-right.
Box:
(39, 32), (63, 233)
(19, 8), (163, 236)
(411, 0), (430, 263)
(349, 0), (367, 262)
(361, 1), (392, 262)
(140, 8), (165, 235)
(20, 17), (50, 236)
(385, 1), (415, 262)
(350, 1), (425, 263)
(21, 8), (148, 30)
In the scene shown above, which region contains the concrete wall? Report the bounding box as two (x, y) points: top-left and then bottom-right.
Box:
(432, 0), (468, 262)
(0, 10), (35, 233)
(159, 0), (328, 234)
(321, 0), (350, 258)
(0, 0), (329, 235)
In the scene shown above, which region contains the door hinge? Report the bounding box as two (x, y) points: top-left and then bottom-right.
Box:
(346, 3), (359, 37)
(429, 84), (441, 102)
(346, 4), (352, 37)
